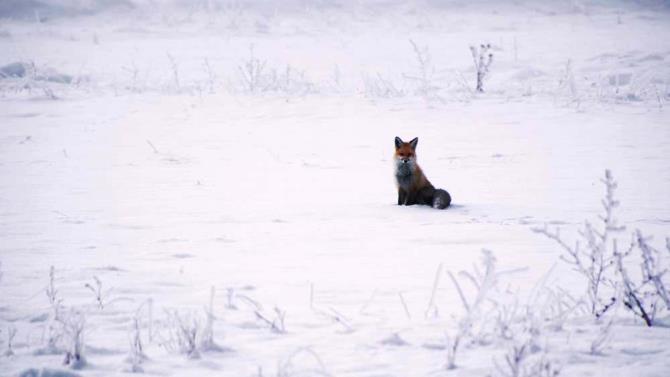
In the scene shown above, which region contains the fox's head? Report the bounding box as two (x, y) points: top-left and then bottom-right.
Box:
(394, 136), (418, 163)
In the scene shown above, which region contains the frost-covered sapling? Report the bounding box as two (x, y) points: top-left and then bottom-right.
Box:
(533, 170), (623, 320)
(470, 44), (493, 93)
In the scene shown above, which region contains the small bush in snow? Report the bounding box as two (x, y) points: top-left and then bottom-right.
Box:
(470, 44), (493, 93)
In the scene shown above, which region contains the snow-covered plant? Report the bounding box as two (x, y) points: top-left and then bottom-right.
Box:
(636, 231), (670, 310)
(236, 46), (314, 95)
(404, 39), (441, 101)
(46, 266), (62, 320)
(614, 230), (669, 326)
(494, 341), (530, 377)
(4, 325), (16, 357)
(424, 263), (443, 319)
(492, 323), (560, 377)
(255, 306), (286, 334)
(444, 249), (500, 369)
(470, 44), (493, 93)
(225, 287), (237, 310)
(238, 45), (267, 93)
(125, 316), (146, 373)
(61, 309), (86, 369)
(202, 58), (216, 94)
(276, 347), (331, 377)
(34, 320), (63, 356)
(590, 318), (613, 355)
(166, 53), (180, 92)
(84, 276), (109, 310)
(35, 267), (65, 355)
(535, 286), (588, 331)
(164, 310), (201, 359)
(200, 286), (226, 352)
(310, 284), (354, 333)
(533, 170), (623, 320)
(556, 59), (579, 107)
(122, 61), (141, 93)
(362, 72), (406, 98)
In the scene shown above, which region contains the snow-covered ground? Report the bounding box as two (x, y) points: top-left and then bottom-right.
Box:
(1, 1), (670, 376)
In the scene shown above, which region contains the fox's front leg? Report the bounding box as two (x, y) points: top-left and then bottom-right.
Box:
(398, 189), (407, 205)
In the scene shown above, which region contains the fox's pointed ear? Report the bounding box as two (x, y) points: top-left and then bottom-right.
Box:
(409, 137), (418, 150)
(394, 136), (403, 149)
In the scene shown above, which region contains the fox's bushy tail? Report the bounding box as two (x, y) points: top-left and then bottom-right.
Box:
(432, 189), (451, 209)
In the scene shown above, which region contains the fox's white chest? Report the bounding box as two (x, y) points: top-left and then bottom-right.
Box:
(395, 161), (415, 190)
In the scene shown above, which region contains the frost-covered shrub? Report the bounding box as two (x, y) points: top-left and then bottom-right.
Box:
(362, 72), (406, 98)
(161, 310), (201, 359)
(404, 39), (442, 101)
(533, 170), (622, 320)
(535, 170), (670, 326)
(614, 230), (670, 326)
(236, 45), (315, 96)
(443, 249), (501, 369)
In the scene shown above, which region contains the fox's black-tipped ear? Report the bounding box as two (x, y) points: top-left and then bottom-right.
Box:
(409, 137), (418, 150)
(394, 136), (403, 149)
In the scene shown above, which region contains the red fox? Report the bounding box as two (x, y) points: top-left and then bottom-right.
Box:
(394, 136), (451, 209)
